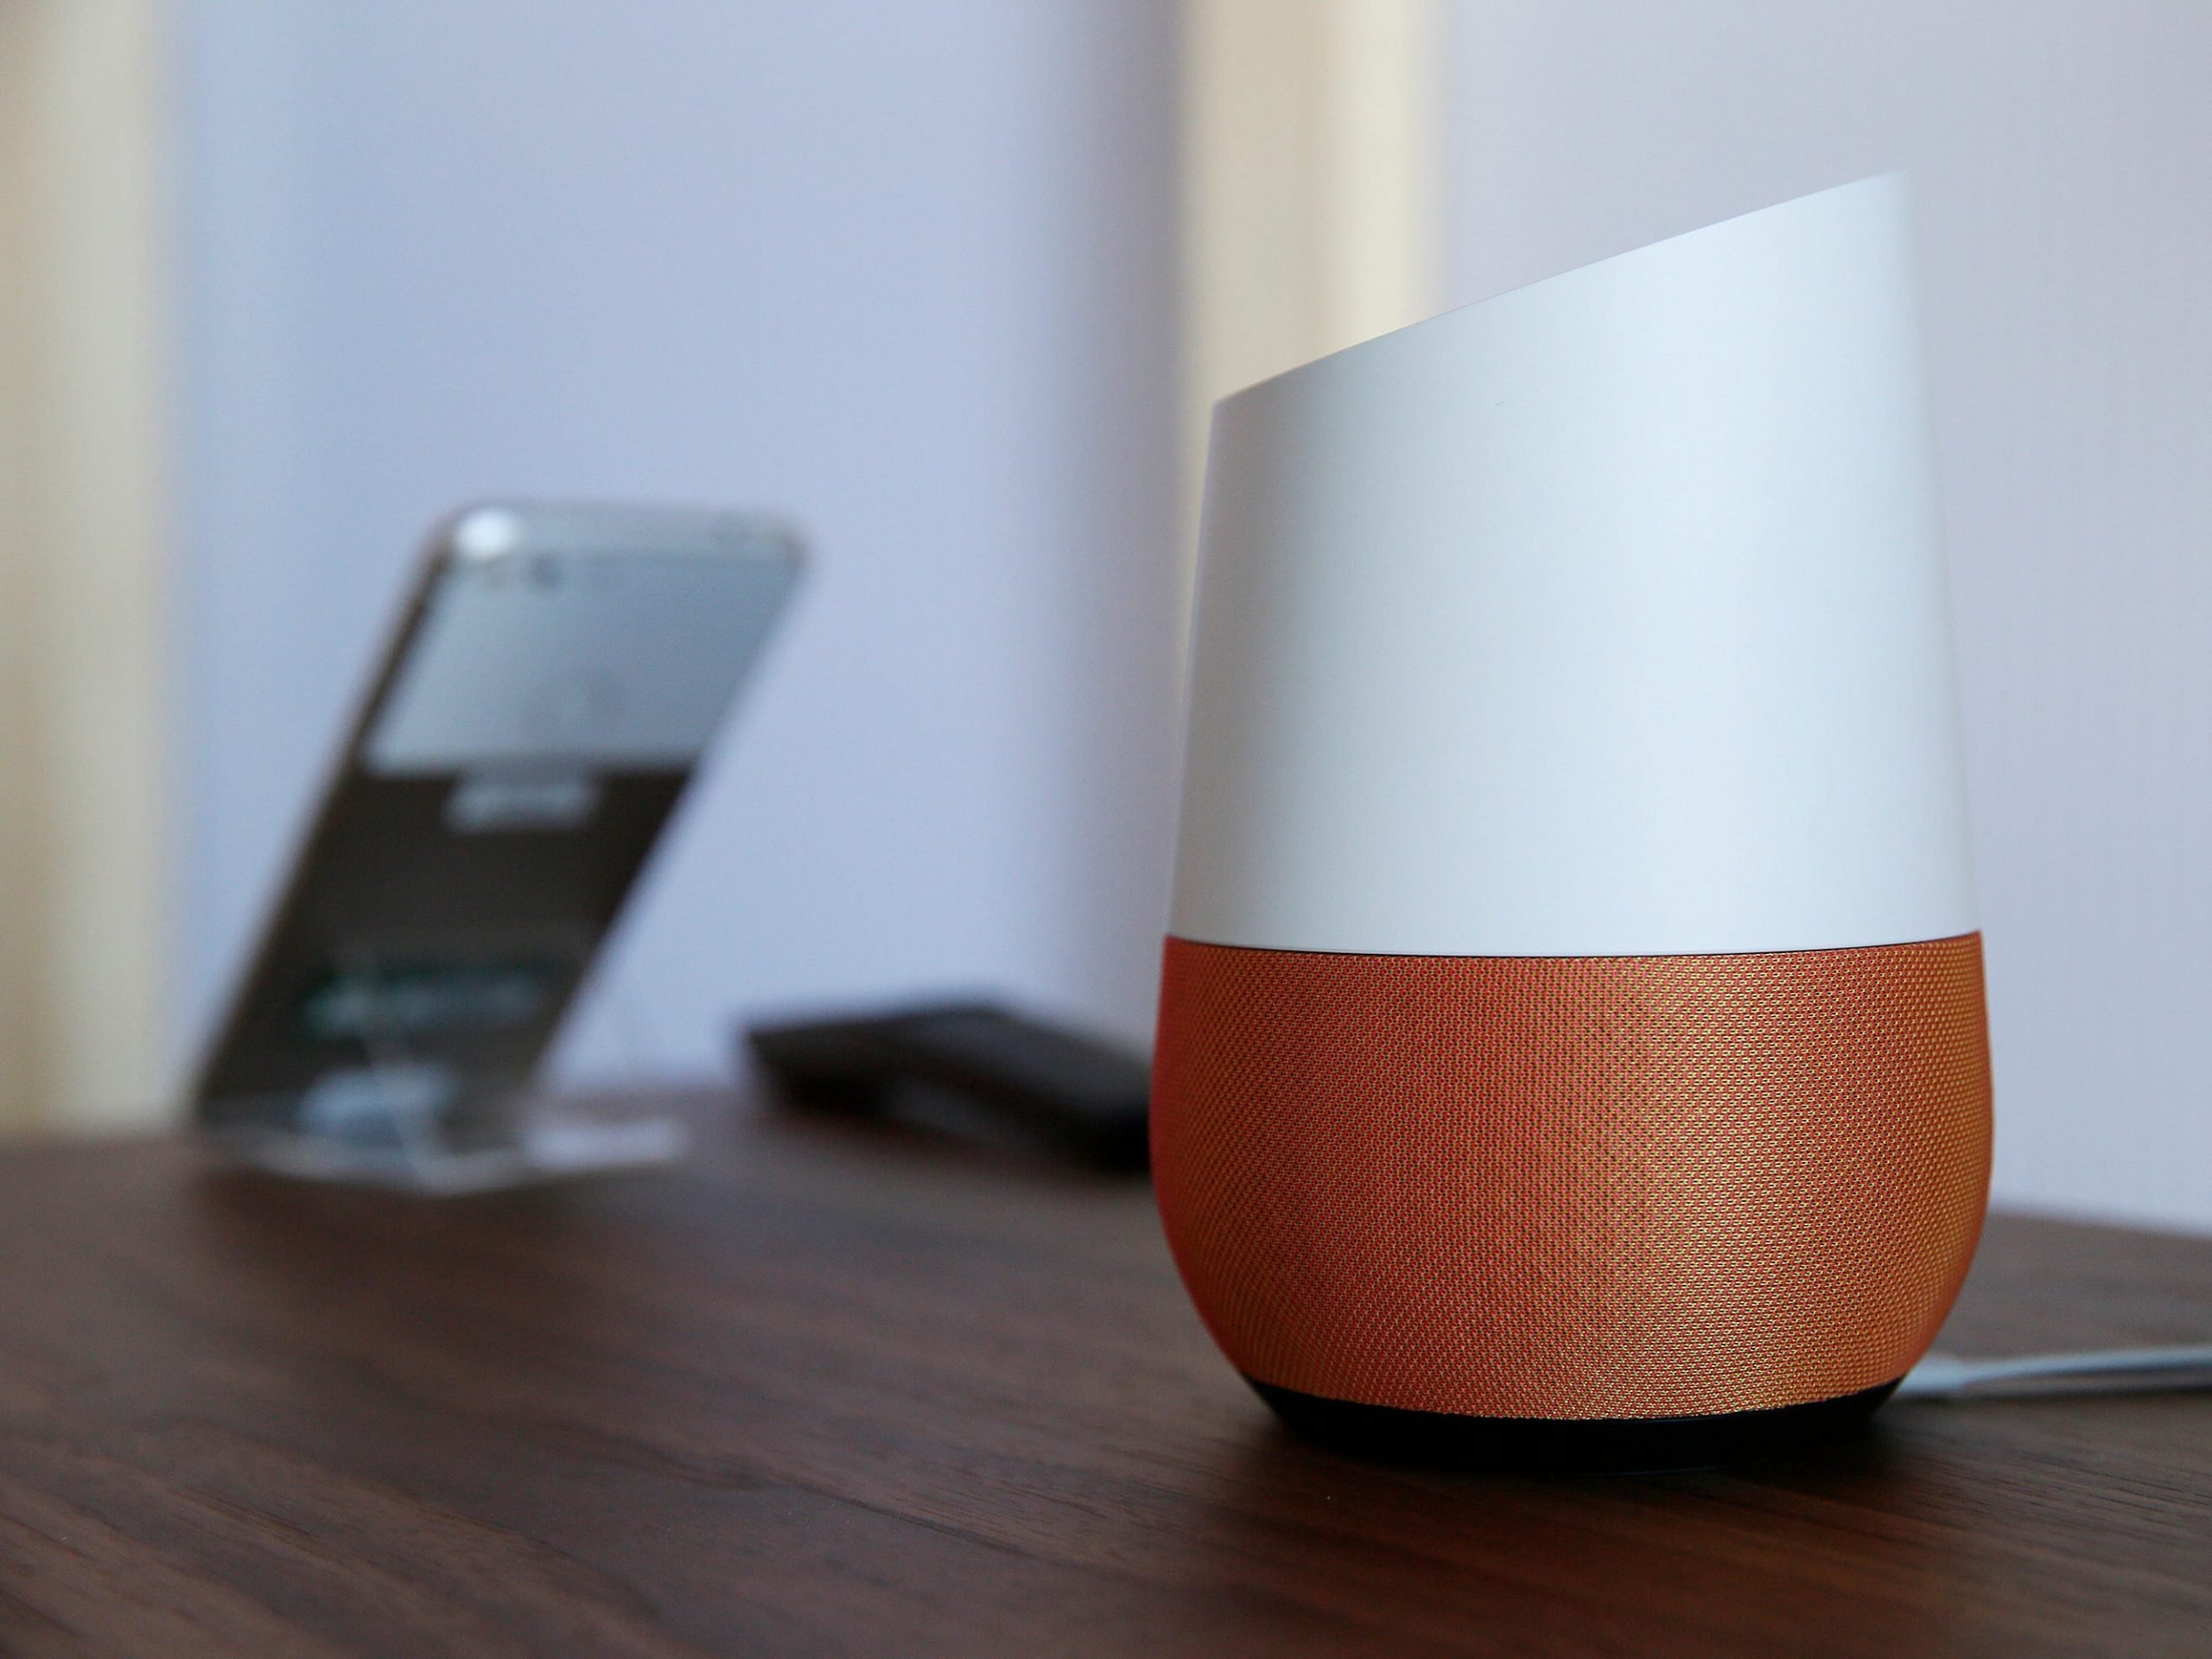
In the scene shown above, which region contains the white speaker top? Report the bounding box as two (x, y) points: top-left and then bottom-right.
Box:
(1170, 175), (1976, 959)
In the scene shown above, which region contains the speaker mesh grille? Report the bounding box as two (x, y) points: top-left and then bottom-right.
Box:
(1153, 936), (1991, 1421)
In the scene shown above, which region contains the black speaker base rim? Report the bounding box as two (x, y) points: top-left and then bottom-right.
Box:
(1249, 1376), (1900, 1474)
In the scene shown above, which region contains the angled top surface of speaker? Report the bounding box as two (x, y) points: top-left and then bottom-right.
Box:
(1173, 174), (1974, 959)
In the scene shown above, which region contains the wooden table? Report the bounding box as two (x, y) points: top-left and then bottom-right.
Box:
(0, 1096), (2206, 1656)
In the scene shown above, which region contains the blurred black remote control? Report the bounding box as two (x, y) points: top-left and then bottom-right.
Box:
(744, 1002), (1152, 1173)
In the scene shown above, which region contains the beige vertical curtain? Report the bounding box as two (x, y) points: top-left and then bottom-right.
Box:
(1179, 0), (1441, 554)
(0, 0), (171, 1134)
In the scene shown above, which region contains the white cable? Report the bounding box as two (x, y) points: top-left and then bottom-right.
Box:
(1897, 1345), (2212, 1400)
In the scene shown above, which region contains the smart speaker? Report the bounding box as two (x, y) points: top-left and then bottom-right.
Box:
(1152, 175), (1992, 1468)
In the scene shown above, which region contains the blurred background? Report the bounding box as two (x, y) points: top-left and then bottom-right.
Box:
(1, 1), (2207, 1231)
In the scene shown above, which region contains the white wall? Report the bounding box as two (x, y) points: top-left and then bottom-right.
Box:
(1446, 1), (2212, 1231)
(175, 1), (1182, 1084)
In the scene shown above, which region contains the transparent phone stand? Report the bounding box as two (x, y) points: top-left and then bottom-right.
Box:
(210, 982), (690, 1196)
(215, 1066), (689, 1196)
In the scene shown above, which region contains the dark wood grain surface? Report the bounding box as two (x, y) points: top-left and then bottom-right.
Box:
(0, 1095), (2205, 1657)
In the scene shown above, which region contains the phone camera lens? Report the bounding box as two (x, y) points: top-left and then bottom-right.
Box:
(452, 506), (524, 559)
(528, 555), (563, 589)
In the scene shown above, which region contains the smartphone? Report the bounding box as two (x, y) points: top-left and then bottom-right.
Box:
(190, 501), (802, 1162)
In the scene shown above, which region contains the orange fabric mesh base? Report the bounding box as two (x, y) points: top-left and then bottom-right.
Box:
(1153, 935), (1992, 1421)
